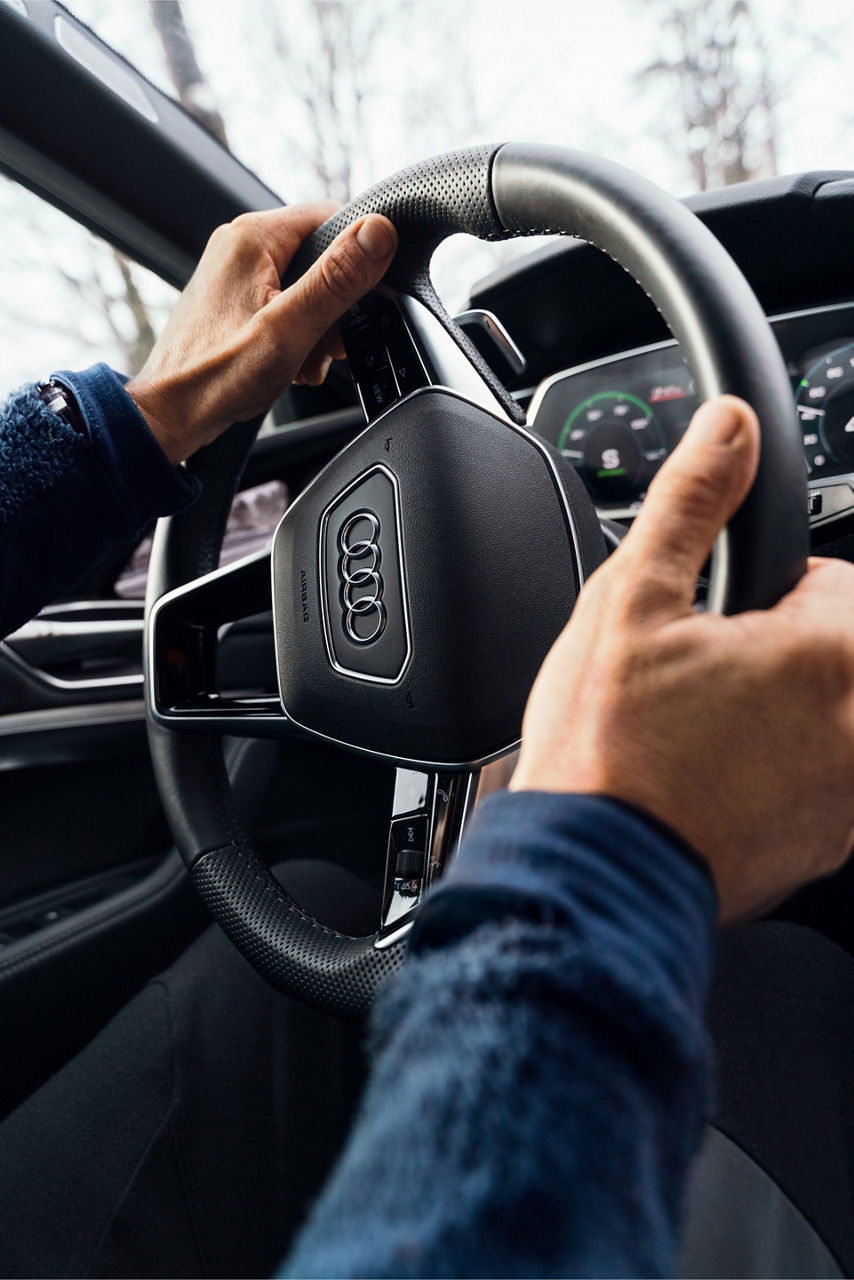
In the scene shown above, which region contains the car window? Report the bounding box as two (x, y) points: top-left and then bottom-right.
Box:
(0, 174), (178, 390)
(0, 175), (286, 607)
(115, 478), (289, 598)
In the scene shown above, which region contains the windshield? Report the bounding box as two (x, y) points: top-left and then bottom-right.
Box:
(66, 0), (853, 194)
(0, 0), (845, 341)
(61, 0), (853, 309)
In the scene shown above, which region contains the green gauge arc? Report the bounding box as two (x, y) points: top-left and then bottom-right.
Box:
(558, 391), (654, 451)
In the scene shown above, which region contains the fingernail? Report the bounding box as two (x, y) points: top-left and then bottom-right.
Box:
(355, 215), (396, 261)
(689, 397), (744, 445)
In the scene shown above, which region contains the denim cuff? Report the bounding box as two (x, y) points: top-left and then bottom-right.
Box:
(52, 363), (199, 535)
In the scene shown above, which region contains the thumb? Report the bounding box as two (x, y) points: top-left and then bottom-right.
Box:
(268, 214), (397, 361)
(621, 395), (760, 617)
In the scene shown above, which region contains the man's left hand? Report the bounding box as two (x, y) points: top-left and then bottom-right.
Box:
(126, 203), (397, 463)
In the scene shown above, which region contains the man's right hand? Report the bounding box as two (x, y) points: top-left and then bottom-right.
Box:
(510, 395), (854, 924)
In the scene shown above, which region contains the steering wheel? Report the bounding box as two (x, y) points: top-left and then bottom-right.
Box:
(144, 143), (808, 1020)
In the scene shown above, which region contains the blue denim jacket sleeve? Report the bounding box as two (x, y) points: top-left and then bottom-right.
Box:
(284, 791), (717, 1279)
(0, 364), (197, 638)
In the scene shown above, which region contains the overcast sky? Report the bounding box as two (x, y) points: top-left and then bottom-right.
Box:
(3, 0), (854, 388)
(66, 0), (854, 192)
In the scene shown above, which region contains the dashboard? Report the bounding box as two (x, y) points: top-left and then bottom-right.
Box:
(528, 300), (854, 517)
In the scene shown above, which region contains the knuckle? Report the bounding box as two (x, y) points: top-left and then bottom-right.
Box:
(250, 280), (278, 313)
(230, 211), (261, 233)
(206, 222), (232, 252)
(223, 214), (265, 258)
(206, 217), (260, 266)
(316, 242), (367, 302)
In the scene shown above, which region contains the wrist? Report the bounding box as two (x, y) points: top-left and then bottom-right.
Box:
(423, 790), (718, 1006)
(45, 364), (200, 533)
(124, 375), (188, 465)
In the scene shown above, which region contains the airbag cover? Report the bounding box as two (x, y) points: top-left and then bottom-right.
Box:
(271, 388), (598, 766)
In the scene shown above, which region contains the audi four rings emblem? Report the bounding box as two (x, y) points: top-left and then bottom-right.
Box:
(339, 511), (386, 644)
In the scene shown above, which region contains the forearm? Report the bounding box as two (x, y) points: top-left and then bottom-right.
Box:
(284, 794), (717, 1278)
(0, 365), (196, 638)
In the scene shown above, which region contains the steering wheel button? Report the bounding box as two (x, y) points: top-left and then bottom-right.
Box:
(383, 329), (427, 395)
(363, 370), (399, 413)
(395, 847), (427, 879)
(346, 296), (374, 322)
(347, 323), (381, 353)
(361, 346), (390, 373)
(392, 815), (429, 855)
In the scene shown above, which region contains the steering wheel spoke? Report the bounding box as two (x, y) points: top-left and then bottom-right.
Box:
(147, 547), (295, 739)
(378, 766), (478, 942)
(342, 286), (516, 427)
(377, 753), (518, 945)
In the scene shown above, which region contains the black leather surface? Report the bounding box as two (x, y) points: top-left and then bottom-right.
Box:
(491, 143), (808, 613)
(191, 845), (401, 1021)
(272, 388), (606, 766)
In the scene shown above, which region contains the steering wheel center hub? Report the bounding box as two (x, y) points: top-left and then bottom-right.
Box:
(271, 386), (605, 769)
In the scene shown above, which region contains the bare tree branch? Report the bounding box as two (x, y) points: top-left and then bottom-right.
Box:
(148, 0), (229, 146)
(634, 0), (780, 191)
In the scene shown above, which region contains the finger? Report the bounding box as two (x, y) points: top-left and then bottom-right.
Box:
(297, 329), (347, 382)
(233, 201), (341, 277)
(323, 328), (347, 362)
(294, 351), (334, 386)
(620, 395), (760, 619)
(264, 215), (397, 363)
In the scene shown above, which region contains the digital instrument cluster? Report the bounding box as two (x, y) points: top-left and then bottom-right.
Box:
(528, 303), (854, 515)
